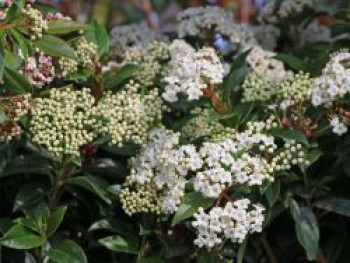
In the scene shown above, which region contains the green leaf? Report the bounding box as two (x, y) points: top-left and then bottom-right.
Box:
(46, 20), (88, 35)
(266, 180), (280, 207)
(269, 128), (308, 145)
(13, 183), (46, 212)
(275, 54), (306, 71)
(139, 255), (166, 263)
(4, 67), (33, 94)
(234, 102), (255, 125)
(1, 154), (52, 177)
(48, 239), (87, 263)
(89, 218), (137, 237)
(102, 143), (140, 156)
(34, 35), (76, 59)
(103, 64), (140, 91)
(46, 206), (67, 237)
(99, 235), (139, 254)
(4, 50), (21, 69)
(331, 22), (350, 37)
(0, 109), (9, 124)
(85, 20), (109, 56)
(315, 197), (350, 217)
(66, 175), (111, 204)
(171, 192), (215, 226)
(0, 224), (45, 249)
(289, 200), (319, 260)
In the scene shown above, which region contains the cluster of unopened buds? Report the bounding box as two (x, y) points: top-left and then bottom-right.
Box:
(23, 5), (48, 40)
(22, 52), (55, 88)
(74, 38), (98, 68)
(0, 95), (31, 142)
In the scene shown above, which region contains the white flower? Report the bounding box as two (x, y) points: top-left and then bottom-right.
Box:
(330, 116), (348, 135)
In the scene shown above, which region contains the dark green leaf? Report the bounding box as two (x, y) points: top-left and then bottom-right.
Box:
(103, 64), (140, 91)
(1, 154), (52, 177)
(275, 54), (306, 71)
(102, 143), (140, 156)
(171, 192), (215, 226)
(315, 197), (350, 217)
(269, 128), (308, 145)
(289, 200), (319, 260)
(234, 102), (255, 125)
(13, 183), (46, 212)
(66, 175), (111, 204)
(85, 20), (109, 56)
(89, 218), (137, 237)
(99, 235), (139, 254)
(4, 67), (33, 94)
(266, 180), (280, 207)
(237, 237), (248, 263)
(0, 224), (45, 249)
(48, 239), (87, 263)
(34, 35), (76, 59)
(0, 46), (4, 82)
(46, 20), (88, 35)
(46, 206), (67, 237)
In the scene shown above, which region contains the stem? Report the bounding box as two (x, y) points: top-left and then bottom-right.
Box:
(137, 235), (148, 262)
(262, 237), (278, 263)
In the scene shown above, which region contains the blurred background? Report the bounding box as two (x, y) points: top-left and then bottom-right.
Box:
(40, 0), (261, 29)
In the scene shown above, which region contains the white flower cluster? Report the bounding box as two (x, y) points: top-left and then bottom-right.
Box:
(110, 22), (167, 58)
(123, 41), (170, 87)
(92, 81), (166, 147)
(177, 6), (257, 50)
(23, 6), (48, 40)
(22, 53), (55, 88)
(194, 127), (276, 198)
(330, 116), (348, 135)
(247, 46), (289, 83)
(162, 40), (225, 102)
(312, 50), (350, 107)
(30, 87), (96, 158)
(192, 200), (264, 248)
(120, 128), (202, 215)
(0, 95), (31, 142)
(259, 0), (315, 24)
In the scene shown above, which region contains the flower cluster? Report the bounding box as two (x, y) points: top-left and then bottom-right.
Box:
(74, 38), (98, 68)
(30, 87), (96, 158)
(110, 22), (167, 59)
(120, 128), (200, 215)
(192, 200), (264, 248)
(23, 6), (48, 40)
(162, 40), (225, 102)
(0, 95), (31, 142)
(123, 41), (170, 87)
(177, 6), (257, 50)
(92, 81), (167, 147)
(58, 57), (78, 77)
(45, 12), (71, 21)
(312, 50), (350, 107)
(22, 53), (55, 88)
(258, 0), (315, 24)
(246, 46), (289, 83)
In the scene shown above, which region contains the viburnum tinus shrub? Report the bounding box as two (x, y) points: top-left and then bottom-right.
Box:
(1, 0), (350, 262)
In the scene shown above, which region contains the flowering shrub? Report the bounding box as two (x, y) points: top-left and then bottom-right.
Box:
(1, 0), (350, 262)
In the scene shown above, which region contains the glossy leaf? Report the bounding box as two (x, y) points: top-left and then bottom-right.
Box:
(103, 64), (140, 91)
(66, 175), (111, 204)
(46, 20), (88, 35)
(85, 20), (109, 56)
(48, 239), (87, 263)
(315, 197), (350, 217)
(46, 206), (67, 237)
(266, 180), (280, 207)
(290, 200), (319, 260)
(0, 224), (45, 249)
(269, 128), (308, 145)
(99, 235), (139, 254)
(4, 67), (33, 94)
(34, 35), (76, 59)
(172, 192), (215, 226)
